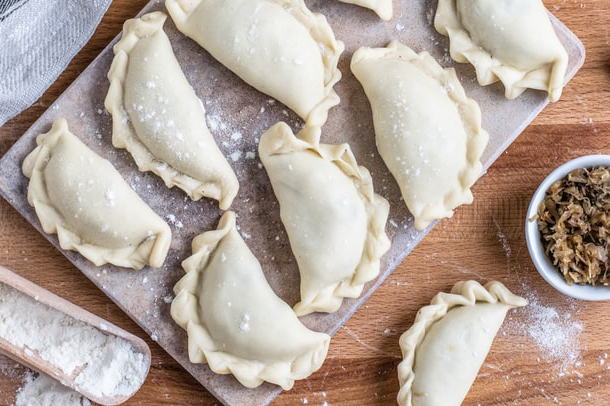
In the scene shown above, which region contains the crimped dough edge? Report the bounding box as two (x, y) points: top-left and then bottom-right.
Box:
(104, 11), (237, 209)
(434, 0), (569, 102)
(351, 40), (489, 230)
(165, 0), (344, 144)
(21, 118), (171, 270)
(337, 0), (393, 21)
(170, 211), (330, 390)
(259, 122), (391, 316)
(396, 280), (527, 406)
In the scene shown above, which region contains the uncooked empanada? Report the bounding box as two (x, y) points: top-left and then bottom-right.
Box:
(435, 0), (568, 102)
(351, 41), (488, 230)
(22, 118), (171, 269)
(105, 11), (238, 209)
(397, 280), (527, 406)
(259, 122), (390, 316)
(165, 0), (344, 140)
(170, 211), (330, 389)
(337, 0), (392, 21)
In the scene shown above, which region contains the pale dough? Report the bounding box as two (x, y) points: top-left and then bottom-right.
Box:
(337, 0), (392, 21)
(397, 280), (527, 406)
(22, 118), (171, 269)
(259, 122), (391, 316)
(435, 0), (569, 101)
(351, 41), (488, 230)
(170, 211), (330, 390)
(105, 11), (239, 209)
(165, 0), (344, 142)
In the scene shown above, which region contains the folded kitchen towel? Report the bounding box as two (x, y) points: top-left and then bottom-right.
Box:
(0, 0), (112, 127)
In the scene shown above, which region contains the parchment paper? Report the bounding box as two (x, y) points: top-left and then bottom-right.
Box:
(0, 1), (585, 405)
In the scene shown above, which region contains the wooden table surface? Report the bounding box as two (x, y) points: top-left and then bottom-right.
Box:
(1, 1), (609, 405)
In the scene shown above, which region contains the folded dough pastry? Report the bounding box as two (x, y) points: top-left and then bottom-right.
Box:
(397, 280), (527, 406)
(337, 0), (392, 21)
(259, 122), (391, 316)
(351, 41), (488, 230)
(22, 118), (171, 269)
(105, 11), (238, 209)
(435, 0), (569, 102)
(170, 211), (330, 389)
(165, 0), (344, 141)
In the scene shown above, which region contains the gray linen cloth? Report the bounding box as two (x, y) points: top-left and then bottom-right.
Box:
(0, 0), (112, 126)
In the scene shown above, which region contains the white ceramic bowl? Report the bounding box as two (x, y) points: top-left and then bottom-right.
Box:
(525, 154), (610, 300)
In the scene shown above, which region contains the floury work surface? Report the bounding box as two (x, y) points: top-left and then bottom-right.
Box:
(0, 0), (584, 405)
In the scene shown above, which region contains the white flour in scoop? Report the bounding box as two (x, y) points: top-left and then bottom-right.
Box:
(16, 371), (90, 406)
(0, 282), (148, 400)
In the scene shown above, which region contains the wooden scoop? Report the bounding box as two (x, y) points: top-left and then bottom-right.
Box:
(0, 265), (151, 405)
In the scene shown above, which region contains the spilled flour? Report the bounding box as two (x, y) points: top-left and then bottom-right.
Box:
(16, 371), (90, 406)
(525, 296), (583, 367)
(492, 218), (583, 372)
(506, 290), (583, 372)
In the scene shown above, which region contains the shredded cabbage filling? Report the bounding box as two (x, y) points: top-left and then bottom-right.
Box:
(537, 167), (610, 286)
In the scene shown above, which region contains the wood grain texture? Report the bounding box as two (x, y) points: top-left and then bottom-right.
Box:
(0, 0), (609, 405)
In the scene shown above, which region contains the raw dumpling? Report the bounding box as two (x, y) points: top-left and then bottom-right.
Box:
(22, 118), (171, 269)
(170, 211), (330, 389)
(165, 0), (344, 141)
(105, 12), (239, 209)
(351, 41), (488, 230)
(259, 122), (391, 316)
(435, 0), (569, 102)
(337, 0), (392, 21)
(397, 280), (527, 406)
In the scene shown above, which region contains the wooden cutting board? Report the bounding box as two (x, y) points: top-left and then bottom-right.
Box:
(0, 0), (596, 405)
